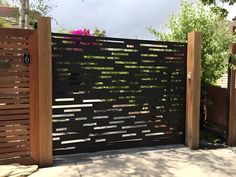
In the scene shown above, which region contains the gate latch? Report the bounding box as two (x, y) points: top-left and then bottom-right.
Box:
(24, 53), (30, 64)
(187, 72), (191, 80)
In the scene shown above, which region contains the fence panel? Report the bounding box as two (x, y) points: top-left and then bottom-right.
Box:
(205, 85), (227, 130)
(0, 28), (33, 164)
(52, 33), (187, 155)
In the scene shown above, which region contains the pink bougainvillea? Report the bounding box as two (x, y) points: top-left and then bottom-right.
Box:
(70, 29), (93, 36)
(70, 28), (96, 47)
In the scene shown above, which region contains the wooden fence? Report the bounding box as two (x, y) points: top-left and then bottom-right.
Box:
(0, 18), (52, 166)
(205, 85), (227, 130)
(0, 17), (203, 166)
(0, 28), (33, 165)
(203, 22), (236, 145)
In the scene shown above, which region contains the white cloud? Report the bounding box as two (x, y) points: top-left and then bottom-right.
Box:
(51, 0), (182, 39)
(51, 0), (235, 39)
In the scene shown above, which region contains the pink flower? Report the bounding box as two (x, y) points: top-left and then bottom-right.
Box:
(71, 29), (93, 36)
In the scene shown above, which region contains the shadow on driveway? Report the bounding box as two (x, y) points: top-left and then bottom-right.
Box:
(31, 145), (236, 177)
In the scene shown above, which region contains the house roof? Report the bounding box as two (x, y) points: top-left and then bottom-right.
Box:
(0, 6), (41, 18)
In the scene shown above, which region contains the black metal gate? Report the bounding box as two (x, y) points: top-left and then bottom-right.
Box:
(51, 33), (187, 155)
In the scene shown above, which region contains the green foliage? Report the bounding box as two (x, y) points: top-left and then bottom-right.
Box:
(10, 0), (53, 15)
(200, 0), (236, 17)
(27, 0), (55, 28)
(93, 28), (106, 37)
(0, 0), (9, 5)
(0, 1), (13, 28)
(9, 0), (54, 28)
(0, 17), (11, 28)
(149, 0), (236, 84)
(56, 27), (71, 34)
(29, 0), (54, 16)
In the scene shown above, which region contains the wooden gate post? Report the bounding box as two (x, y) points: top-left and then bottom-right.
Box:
(29, 17), (52, 166)
(186, 32), (202, 149)
(37, 17), (52, 167)
(228, 22), (236, 146)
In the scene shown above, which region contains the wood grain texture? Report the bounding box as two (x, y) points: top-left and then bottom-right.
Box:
(37, 17), (52, 167)
(186, 32), (202, 149)
(0, 28), (33, 37)
(28, 30), (39, 165)
(228, 24), (236, 146)
(0, 27), (32, 165)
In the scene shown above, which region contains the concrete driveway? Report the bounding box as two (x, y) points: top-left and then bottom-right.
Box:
(30, 145), (236, 177)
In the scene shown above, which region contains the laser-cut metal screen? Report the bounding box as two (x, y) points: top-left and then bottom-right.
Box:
(52, 33), (187, 155)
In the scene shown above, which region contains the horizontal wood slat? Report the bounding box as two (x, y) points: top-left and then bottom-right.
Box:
(0, 99), (29, 104)
(0, 72), (29, 77)
(0, 49), (27, 55)
(0, 65), (29, 71)
(0, 136), (29, 143)
(0, 109), (29, 116)
(0, 157), (35, 165)
(0, 104), (29, 110)
(0, 28), (33, 38)
(0, 140), (29, 148)
(0, 114), (29, 121)
(0, 151), (29, 159)
(0, 37), (28, 44)
(0, 88), (29, 92)
(0, 124), (29, 131)
(0, 120), (29, 126)
(0, 56), (25, 60)
(0, 28), (32, 165)
(0, 83), (29, 88)
(0, 146), (29, 154)
(0, 43), (28, 49)
(0, 93), (29, 99)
